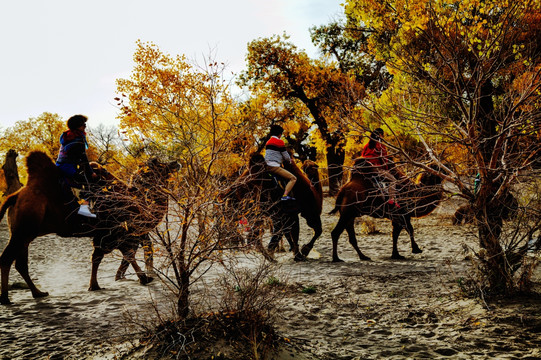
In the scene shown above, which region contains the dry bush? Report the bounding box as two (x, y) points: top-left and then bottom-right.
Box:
(125, 257), (287, 360)
(459, 177), (541, 299)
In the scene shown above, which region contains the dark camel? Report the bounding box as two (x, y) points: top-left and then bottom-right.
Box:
(278, 159), (322, 257)
(0, 151), (178, 304)
(330, 158), (444, 261)
(452, 190), (518, 225)
(227, 153), (303, 261)
(88, 157), (179, 285)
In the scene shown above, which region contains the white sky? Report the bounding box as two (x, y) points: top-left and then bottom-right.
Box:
(0, 0), (343, 129)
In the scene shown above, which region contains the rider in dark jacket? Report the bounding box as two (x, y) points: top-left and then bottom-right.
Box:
(56, 115), (97, 217)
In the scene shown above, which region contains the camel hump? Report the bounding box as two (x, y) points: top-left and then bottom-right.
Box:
(352, 157), (376, 174)
(26, 151), (57, 178)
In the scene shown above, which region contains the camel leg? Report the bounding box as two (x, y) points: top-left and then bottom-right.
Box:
(115, 259), (130, 281)
(123, 248), (153, 285)
(15, 245), (49, 299)
(267, 232), (282, 251)
(331, 213), (351, 262)
(404, 217), (422, 254)
(255, 234), (275, 262)
(391, 221), (406, 260)
(0, 242), (17, 305)
(141, 234), (154, 277)
(89, 247), (106, 291)
(301, 217), (322, 257)
(246, 220), (264, 247)
(286, 214), (304, 262)
(345, 221), (371, 261)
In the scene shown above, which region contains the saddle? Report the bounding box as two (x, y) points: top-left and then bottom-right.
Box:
(58, 171), (100, 222)
(353, 158), (389, 195)
(266, 172), (300, 215)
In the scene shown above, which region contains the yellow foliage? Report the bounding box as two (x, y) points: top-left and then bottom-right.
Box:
(116, 41), (249, 178)
(0, 112), (65, 159)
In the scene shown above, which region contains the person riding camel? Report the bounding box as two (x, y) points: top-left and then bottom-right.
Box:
(264, 124), (297, 201)
(55, 114), (98, 218)
(361, 128), (400, 208)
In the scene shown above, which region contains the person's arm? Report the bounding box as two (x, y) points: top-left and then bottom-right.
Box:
(378, 143), (391, 170)
(282, 149), (292, 164)
(68, 141), (96, 179)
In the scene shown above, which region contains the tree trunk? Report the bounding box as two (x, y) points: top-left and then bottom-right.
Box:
(2, 149), (22, 196)
(301, 98), (346, 196)
(177, 270), (190, 319)
(475, 179), (512, 293)
(326, 145), (345, 196)
(476, 210), (510, 293)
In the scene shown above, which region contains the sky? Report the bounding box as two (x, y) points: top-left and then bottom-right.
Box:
(0, 0), (344, 129)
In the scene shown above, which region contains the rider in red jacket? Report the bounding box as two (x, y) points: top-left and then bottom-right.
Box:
(361, 128), (400, 208)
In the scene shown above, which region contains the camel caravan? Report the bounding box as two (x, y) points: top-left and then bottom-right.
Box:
(0, 150), (446, 305)
(1, 124), (450, 305)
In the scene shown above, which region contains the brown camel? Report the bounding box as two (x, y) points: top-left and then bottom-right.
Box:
(2, 149), (22, 196)
(278, 159), (323, 256)
(0, 151), (179, 305)
(330, 158), (444, 261)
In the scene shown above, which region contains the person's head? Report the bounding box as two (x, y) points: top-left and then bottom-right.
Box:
(269, 124), (284, 137)
(370, 128), (384, 141)
(67, 115), (88, 131)
(367, 128), (385, 149)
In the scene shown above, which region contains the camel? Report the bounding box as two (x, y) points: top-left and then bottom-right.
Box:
(226, 153), (303, 261)
(452, 190), (518, 225)
(274, 159), (322, 257)
(0, 151), (179, 305)
(87, 157), (179, 286)
(330, 158), (444, 261)
(2, 149), (22, 196)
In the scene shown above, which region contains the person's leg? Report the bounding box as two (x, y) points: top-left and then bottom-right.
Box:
(380, 169), (399, 206)
(268, 166), (297, 198)
(57, 164), (96, 218)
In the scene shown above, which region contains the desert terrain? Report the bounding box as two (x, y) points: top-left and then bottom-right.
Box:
(0, 194), (539, 359)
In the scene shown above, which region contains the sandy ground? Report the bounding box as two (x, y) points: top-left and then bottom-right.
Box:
(0, 194), (540, 359)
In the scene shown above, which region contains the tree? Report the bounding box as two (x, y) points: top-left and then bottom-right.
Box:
(310, 20), (392, 95)
(116, 41), (254, 318)
(0, 112), (65, 159)
(87, 123), (127, 175)
(345, 0), (541, 294)
(240, 34), (363, 195)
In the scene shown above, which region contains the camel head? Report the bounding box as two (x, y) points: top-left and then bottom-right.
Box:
(132, 158), (180, 188)
(248, 153), (266, 176)
(417, 164), (445, 187)
(147, 158), (180, 180)
(6, 149), (18, 160)
(302, 160), (319, 180)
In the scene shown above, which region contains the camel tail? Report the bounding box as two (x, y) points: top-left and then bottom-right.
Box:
(328, 191), (344, 215)
(0, 192), (18, 222)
